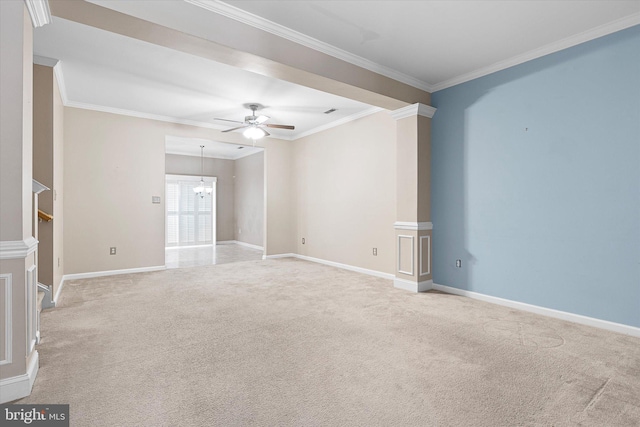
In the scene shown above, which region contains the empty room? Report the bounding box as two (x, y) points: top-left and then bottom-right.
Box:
(1, 0), (639, 425)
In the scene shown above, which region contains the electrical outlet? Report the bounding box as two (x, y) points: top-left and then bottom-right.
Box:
(456, 259), (462, 268)
(373, 248), (377, 256)
(302, 238), (305, 244)
(110, 247), (117, 255)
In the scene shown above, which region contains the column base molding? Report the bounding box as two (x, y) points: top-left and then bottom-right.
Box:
(0, 350), (38, 403)
(394, 277), (433, 293)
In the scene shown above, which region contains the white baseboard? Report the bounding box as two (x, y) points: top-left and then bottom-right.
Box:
(234, 241), (264, 251)
(394, 277), (433, 292)
(219, 240), (264, 251)
(264, 253), (295, 260)
(62, 265), (166, 281)
(294, 254), (395, 280)
(264, 253), (394, 280)
(432, 283), (640, 338)
(53, 277), (65, 305)
(0, 350), (38, 403)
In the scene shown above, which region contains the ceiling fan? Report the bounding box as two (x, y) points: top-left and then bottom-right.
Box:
(215, 103), (295, 139)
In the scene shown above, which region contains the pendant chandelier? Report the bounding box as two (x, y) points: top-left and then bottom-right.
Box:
(193, 145), (213, 198)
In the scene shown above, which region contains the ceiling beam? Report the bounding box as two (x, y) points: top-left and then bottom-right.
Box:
(49, 0), (430, 111)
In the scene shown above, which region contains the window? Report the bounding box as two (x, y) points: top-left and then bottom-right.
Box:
(165, 175), (216, 247)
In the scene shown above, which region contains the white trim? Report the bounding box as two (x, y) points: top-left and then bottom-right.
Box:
(419, 235), (431, 277)
(397, 235), (414, 276)
(52, 62), (69, 105)
(262, 253), (395, 280)
(292, 107), (384, 140)
(165, 174), (217, 183)
(65, 100), (230, 132)
(165, 244), (214, 250)
(185, 0), (433, 92)
(53, 277), (65, 305)
(394, 277), (433, 293)
(216, 240), (264, 251)
(432, 283), (640, 338)
(26, 266), (36, 354)
(0, 350), (39, 404)
(64, 99), (373, 142)
(24, 0), (51, 28)
(263, 253), (295, 260)
(0, 237), (38, 260)
(394, 221), (433, 231)
(293, 254), (395, 280)
(432, 12), (640, 92)
(33, 55), (58, 67)
(233, 241), (264, 251)
(0, 274), (12, 366)
(390, 103), (437, 120)
(62, 265), (166, 281)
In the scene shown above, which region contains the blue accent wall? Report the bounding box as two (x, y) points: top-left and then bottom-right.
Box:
(431, 26), (640, 327)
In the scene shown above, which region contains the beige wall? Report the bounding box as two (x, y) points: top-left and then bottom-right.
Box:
(33, 64), (64, 295)
(264, 139), (294, 255)
(0, 1), (35, 384)
(292, 111), (397, 274)
(52, 67), (64, 294)
(165, 154), (235, 242)
(234, 152), (264, 247)
(63, 107), (289, 274)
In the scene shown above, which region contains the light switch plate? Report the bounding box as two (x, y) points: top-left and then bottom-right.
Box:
(152, 196), (161, 204)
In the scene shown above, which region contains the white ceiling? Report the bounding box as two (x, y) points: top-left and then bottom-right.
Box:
(33, 0), (640, 157)
(165, 136), (263, 160)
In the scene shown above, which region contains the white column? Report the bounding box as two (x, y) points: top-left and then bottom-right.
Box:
(390, 103), (436, 292)
(0, 0), (50, 403)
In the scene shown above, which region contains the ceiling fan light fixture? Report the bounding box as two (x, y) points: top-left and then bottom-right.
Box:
(243, 126), (266, 140)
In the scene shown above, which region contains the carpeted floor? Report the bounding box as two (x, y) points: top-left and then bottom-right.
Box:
(18, 258), (640, 426)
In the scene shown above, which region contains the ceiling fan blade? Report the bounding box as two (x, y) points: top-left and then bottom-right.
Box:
(214, 118), (244, 124)
(221, 125), (249, 133)
(265, 124), (295, 130)
(255, 115), (270, 124)
(262, 128), (270, 137)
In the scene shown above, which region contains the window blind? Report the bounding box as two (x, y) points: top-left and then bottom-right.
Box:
(166, 178), (213, 247)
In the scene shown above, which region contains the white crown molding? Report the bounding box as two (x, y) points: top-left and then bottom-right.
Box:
(0, 237), (38, 260)
(184, 0), (433, 92)
(52, 62), (69, 105)
(165, 147), (262, 161)
(432, 283), (640, 338)
(24, 0), (51, 28)
(65, 100), (230, 132)
(394, 221), (433, 231)
(63, 95), (367, 143)
(292, 107), (384, 140)
(62, 265), (165, 281)
(390, 103), (437, 120)
(394, 277), (433, 293)
(432, 12), (640, 92)
(0, 350), (38, 404)
(33, 55), (58, 67)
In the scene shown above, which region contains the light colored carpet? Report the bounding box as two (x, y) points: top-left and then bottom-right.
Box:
(19, 258), (640, 426)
